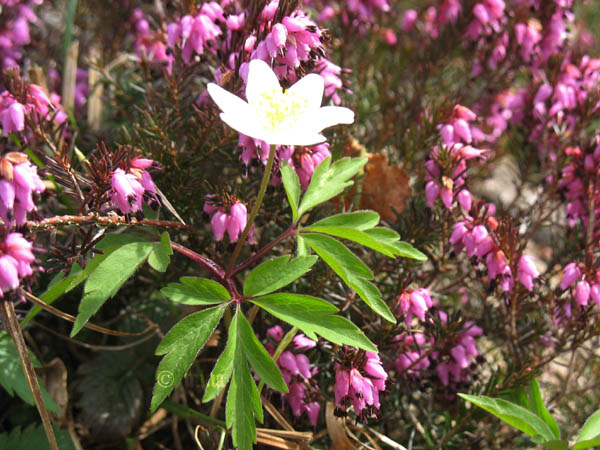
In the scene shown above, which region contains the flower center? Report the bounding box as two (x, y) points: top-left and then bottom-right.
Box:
(252, 88), (310, 134)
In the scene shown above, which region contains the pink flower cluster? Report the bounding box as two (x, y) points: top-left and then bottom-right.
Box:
(450, 215), (540, 293)
(131, 9), (173, 71)
(433, 312), (483, 387)
(203, 196), (249, 244)
(394, 331), (431, 376)
(165, 3), (222, 64)
(0, 232), (34, 295)
(0, 153), (45, 226)
(396, 287), (434, 325)
(110, 158), (159, 216)
(425, 105), (487, 211)
(334, 349), (387, 420)
(279, 143), (331, 189)
(558, 263), (600, 309)
(0, 0), (42, 70)
(0, 83), (67, 135)
(267, 326), (320, 426)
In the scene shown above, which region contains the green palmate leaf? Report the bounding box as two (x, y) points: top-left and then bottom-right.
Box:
(281, 161), (300, 222)
(459, 394), (556, 443)
(243, 255), (318, 297)
(302, 233), (395, 323)
(151, 305), (225, 411)
(305, 225), (397, 257)
(0, 332), (59, 413)
(71, 241), (157, 336)
(252, 293), (377, 352)
(298, 157), (367, 217)
(203, 319), (236, 403)
(309, 211), (380, 230)
(237, 313), (287, 392)
(161, 277), (231, 306)
(574, 408), (600, 449)
(529, 379), (560, 439)
(226, 309), (262, 450)
(148, 232), (173, 272)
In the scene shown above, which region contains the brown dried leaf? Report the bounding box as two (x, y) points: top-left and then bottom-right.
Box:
(39, 357), (69, 423)
(325, 402), (356, 450)
(360, 153), (411, 223)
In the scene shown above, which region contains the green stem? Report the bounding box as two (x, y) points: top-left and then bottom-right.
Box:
(225, 144), (276, 277)
(258, 326), (299, 395)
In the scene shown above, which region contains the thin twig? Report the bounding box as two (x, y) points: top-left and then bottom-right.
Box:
(1, 301), (58, 450)
(26, 215), (193, 232)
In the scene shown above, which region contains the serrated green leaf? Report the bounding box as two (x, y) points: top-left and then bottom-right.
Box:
(161, 277), (230, 305)
(238, 313), (288, 392)
(392, 241), (428, 261)
(459, 393), (556, 442)
(148, 232), (173, 272)
(71, 241), (157, 336)
(347, 276), (396, 323)
(303, 233), (395, 323)
(0, 424), (76, 450)
(529, 379), (560, 439)
(303, 233), (372, 279)
(281, 161), (300, 222)
(23, 235), (144, 327)
(309, 211), (380, 230)
(305, 226), (397, 257)
(252, 293), (376, 352)
(0, 332), (59, 413)
(298, 157), (367, 217)
(243, 255), (318, 297)
(151, 306), (225, 411)
(226, 309), (262, 450)
(203, 319), (236, 403)
(576, 409), (600, 444)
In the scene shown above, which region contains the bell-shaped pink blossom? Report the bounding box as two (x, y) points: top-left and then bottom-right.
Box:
(574, 280), (590, 306)
(560, 263), (581, 290)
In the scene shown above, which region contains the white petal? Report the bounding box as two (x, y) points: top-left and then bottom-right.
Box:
(275, 132), (327, 146)
(287, 73), (324, 111)
(246, 59), (281, 104)
(313, 106), (355, 131)
(207, 83), (250, 115)
(219, 112), (266, 141)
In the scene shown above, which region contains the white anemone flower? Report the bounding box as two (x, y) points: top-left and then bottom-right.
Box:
(207, 59), (354, 146)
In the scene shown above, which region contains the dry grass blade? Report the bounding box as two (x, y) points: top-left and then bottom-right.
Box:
(255, 430), (302, 449)
(262, 397), (295, 432)
(62, 40), (79, 112)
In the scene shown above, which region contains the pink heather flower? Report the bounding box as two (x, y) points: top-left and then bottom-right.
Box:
(110, 168), (144, 215)
(574, 280), (590, 307)
(267, 325), (284, 342)
(402, 9), (418, 31)
(457, 190), (472, 211)
(210, 211), (227, 242)
(1, 102), (25, 135)
(517, 255), (539, 291)
(560, 263), (581, 290)
(8, 161), (45, 226)
(394, 332), (430, 376)
(397, 288), (433, 324)
(425, 181), (440, 207)
(334, 349), (387, 419)
(590, 284), (600, 307)
(0, 232), (34, 295)
(293, 334), (317, 350)
(226, 202), (247, 243)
